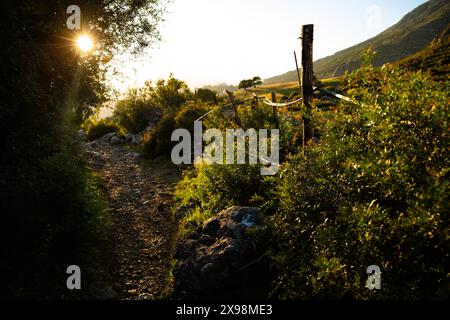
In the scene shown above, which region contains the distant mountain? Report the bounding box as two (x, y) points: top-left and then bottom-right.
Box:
(265, 0), (450, 84)
(397, 23), (450, 81)
(201, 83), (238, 94)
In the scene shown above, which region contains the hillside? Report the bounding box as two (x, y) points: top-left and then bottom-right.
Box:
(397, 23), (450, 81)
(201, 83), (238, 94)
(265, 0), (450, 84)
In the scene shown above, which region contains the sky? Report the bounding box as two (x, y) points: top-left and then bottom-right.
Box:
(108, 0), (427, 92)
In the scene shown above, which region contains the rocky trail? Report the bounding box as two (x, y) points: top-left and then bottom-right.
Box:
(84, 139), (180, 300)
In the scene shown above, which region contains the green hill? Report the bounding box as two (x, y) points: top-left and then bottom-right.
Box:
(265, 0), (450, 84)
(397, 23), (450, 81)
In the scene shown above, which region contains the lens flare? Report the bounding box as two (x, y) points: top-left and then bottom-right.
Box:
(76, 35), (94, 53)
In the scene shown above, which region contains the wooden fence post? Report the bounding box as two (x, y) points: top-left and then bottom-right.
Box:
(301, 24), (314, 145)
(225, 90), (242, 126)
(271, 91), (277, 118)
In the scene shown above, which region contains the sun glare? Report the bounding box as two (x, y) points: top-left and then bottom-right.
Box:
(76, 35), (94, 53)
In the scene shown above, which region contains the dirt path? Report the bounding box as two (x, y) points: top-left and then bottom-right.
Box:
(85, 140), (179, 300)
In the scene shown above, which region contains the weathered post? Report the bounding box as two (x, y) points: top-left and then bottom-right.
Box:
(271, 91), (277, 118)
(301, 24), (314, 145)
(225, 90), (242, 126)
(251, 96), (257, 113)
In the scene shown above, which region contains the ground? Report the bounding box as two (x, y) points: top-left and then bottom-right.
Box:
(85, 140), (180, 300)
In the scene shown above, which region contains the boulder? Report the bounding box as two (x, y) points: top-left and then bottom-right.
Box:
(173, 206), (270, 299)
(100, 132), (116, 143)
(125, 133), (134, 143)
(131, 134), (142, 145)
(110, 135), (125, 145)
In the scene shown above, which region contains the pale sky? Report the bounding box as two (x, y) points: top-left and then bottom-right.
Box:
(108, 0), (426, 92)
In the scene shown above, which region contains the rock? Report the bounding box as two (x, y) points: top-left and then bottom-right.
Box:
(202, 218), (220, 236)
(199, 234), (215, 246)
(124, 133), (134, 143)
(100, 132), (116, 143)
(137, 293), (154, 300)
(133, 134), (142, 145)
(131, 152), (144, 161)
(173, 206), (270, 299)
(76, 129), (87, 142)
(111, 135), (125, 145)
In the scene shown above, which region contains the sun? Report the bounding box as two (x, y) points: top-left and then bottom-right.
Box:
(76, 35), (94, 53)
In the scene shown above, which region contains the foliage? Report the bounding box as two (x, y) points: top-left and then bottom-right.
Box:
(272, 55), (449, 299)
(173, 101), (299, 235)
(2, 144), (110, 298)
(239, 76), (263, 90)
(85, 118), (122, 141)
(0, 0), (165, 298)
(141, 102), (211, 159)
(152, 75), (192, 114)
(175, 163), (275, 235)
(113, 84), (156, 133)
(196, 88), (218, 105)
(397, 23), (450, 82)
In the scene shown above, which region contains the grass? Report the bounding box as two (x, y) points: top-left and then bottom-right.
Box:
(231, 77), (342, 100)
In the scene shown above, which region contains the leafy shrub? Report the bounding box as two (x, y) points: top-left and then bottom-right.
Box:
(204, 102), (301, 161)
(86, 118), (121, 141)
(196, 88), (218, 104)
(141, 102), (210, 159)
(272, 58), (449, 299)
(153, 75), (192, 114)
(175, 162), (275, 234)
(113, 89), (156, 133)
(2, 144), (109, 298)
(38, 147), (110, 297)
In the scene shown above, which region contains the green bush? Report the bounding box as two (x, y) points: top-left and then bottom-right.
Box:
(38, 147), (110, 297)
(272, 60), (449, 299)
(153, 75), (192, 114)
(175, 162), (275, 235)
(2, 144), (110, 298)
(141, 102), (210, 159)
(86, 119), (121, 141)
(113, 86), (156, 134)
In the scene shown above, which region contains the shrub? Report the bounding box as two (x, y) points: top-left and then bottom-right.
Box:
(141, 102), (210, 159)
(86, 119), (121, 141)
(153, 75), (192, 114)
(175, 162), (275, 235)
(113, 86), (157, 134)
(2, 144), (110, 298)
(272, 59), (449, 299)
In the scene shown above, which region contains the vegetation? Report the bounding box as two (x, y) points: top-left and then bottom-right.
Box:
(174, 50), (450, 299)
(2, 0), (448, 301)
(85, 118), (122, 141)
(141, 102), (211, 159)
(0, 0), (165, 298)
(113, 84), (155, 133)
(196, 88), (218, 105)
(397, 23), (450, 82)
(239, 76), (263, 90)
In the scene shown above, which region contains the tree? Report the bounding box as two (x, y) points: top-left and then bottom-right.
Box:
(252, 76), (263, 88)
(0, 0), (167, 298)
(196, 88), (218, 104)
(238, 79), (253, 90)
(153, 75), (192, 113)
(239, 76), (263, 90)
